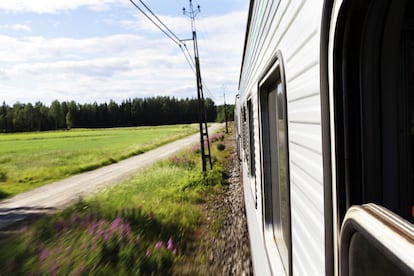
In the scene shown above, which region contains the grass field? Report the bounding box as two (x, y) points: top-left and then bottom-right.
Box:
(0, 125), (198, 198)
(0, 129), (229, 275)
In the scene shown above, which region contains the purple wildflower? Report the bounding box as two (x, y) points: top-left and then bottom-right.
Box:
(146, 249), (151, 257)
(89, 223), (98, 234)
(39, 248), (49, 261)
(167, 238), (174, 250)
(154, 241), (164, 250)
(104, 233), (110, 242)
(121, 223), (132, 240)
(111, 217), (122, 230)
(189, 144), (201, 154)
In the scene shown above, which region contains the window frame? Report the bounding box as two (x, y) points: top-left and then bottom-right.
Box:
(340, 204), (414, 275)
(258, 51), (292, 275)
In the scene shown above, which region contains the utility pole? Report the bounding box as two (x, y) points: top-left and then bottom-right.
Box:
(224, 91), (229, 134)
(183, 0), (212, 172)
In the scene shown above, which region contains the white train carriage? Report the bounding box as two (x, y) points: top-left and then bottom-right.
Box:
(236, 0), (414, 275)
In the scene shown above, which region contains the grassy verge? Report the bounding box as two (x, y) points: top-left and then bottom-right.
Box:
(0, 129), (229, 275)
(0, 124), (198, 198)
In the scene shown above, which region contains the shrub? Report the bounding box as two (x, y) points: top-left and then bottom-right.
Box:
(216, 143), (225, 151)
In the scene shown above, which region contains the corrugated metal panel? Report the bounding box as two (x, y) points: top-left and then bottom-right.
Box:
(288, 95), (321, 124)
(238, 0), (326, 275)
(281, 0), (325, 274)
(289, 123), (322, 155)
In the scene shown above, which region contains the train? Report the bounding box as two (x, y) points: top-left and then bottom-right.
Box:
(235, 0), (414, 275)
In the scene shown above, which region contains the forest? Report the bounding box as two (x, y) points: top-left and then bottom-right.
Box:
(0, 97), (218, 133)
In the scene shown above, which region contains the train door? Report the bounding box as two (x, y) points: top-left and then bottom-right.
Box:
(324, 0), (414, 274)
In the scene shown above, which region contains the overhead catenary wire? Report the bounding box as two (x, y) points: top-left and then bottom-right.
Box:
(129, 0), (181, 47)
(128, 0), (216, 101)
(136, 0), (182, 43)
(180, 44), (197, 75)
(181, 44), (216, 101)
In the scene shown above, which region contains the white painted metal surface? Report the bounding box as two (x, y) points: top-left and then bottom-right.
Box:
(238, 0), (326, 275)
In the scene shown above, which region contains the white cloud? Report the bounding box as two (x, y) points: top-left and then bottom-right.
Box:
(10, 58), (132, 77)
(0, 24), (31, 32)
(0, 9), (248, 105)
(0, 0), (125, 14)
(120, 14), (190, 36)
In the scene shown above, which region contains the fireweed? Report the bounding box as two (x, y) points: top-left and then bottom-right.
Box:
(1, 208), (177, 275)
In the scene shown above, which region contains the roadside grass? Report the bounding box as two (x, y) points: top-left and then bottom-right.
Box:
(0, 129), (229, 275)
(0, 124), (198, 197)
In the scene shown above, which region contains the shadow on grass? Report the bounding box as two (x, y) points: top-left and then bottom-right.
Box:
(0, 190), (9, 200)
(0, 206), (57, 232)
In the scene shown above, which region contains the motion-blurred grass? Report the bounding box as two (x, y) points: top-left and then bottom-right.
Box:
(0, 129), (229, 275)
(0, 124), (198, 198)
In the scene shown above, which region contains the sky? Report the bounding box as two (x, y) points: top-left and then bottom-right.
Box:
(0, 0), (249, 106)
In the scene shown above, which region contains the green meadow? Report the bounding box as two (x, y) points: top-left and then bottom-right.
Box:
(0, 129), (230, 275)
(0, 124), (198, 198)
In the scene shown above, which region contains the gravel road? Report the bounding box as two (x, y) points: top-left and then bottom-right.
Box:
(0, 124), (222, 230)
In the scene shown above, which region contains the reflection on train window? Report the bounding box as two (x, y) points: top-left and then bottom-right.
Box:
(259, 56), (291, 274)
(348, 232), (410, 276)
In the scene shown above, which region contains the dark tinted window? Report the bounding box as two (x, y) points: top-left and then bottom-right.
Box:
(349, 232), (411, 276)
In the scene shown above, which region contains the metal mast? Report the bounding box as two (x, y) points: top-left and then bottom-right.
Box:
(183, 0), (212, 172)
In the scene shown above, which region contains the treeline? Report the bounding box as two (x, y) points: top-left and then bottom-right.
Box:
(0, 97), (216, 133)
(215, 104), (235, 123)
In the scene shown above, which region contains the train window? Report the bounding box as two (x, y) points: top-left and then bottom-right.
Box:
(259, 52), (291, 274)
(247, 99), (255, 176)
(348, 233), (409, 276)
(340, 205), (414, 276)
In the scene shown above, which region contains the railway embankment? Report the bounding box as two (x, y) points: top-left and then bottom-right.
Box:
(205, 135), (253, 275)
(177, 133), (253, 275)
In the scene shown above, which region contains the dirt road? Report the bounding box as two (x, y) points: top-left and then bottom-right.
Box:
(0, 124), (222, 230)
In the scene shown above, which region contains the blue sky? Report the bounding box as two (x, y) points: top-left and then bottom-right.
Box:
(0, 0), (249, 105)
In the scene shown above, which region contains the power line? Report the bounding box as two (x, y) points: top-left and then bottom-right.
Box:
(183, 44), (196, 68)
(128, 0), (216, 102)
(179, 44), (197, 75)
(129, 0), (198, 74)
(182, 44), (215, 100)
(202, 81), (216, 101)
(136, 0), (182, 43)
(129, 0), (181, 47)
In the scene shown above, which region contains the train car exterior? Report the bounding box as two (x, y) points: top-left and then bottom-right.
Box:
(237, 0), (414, 275)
